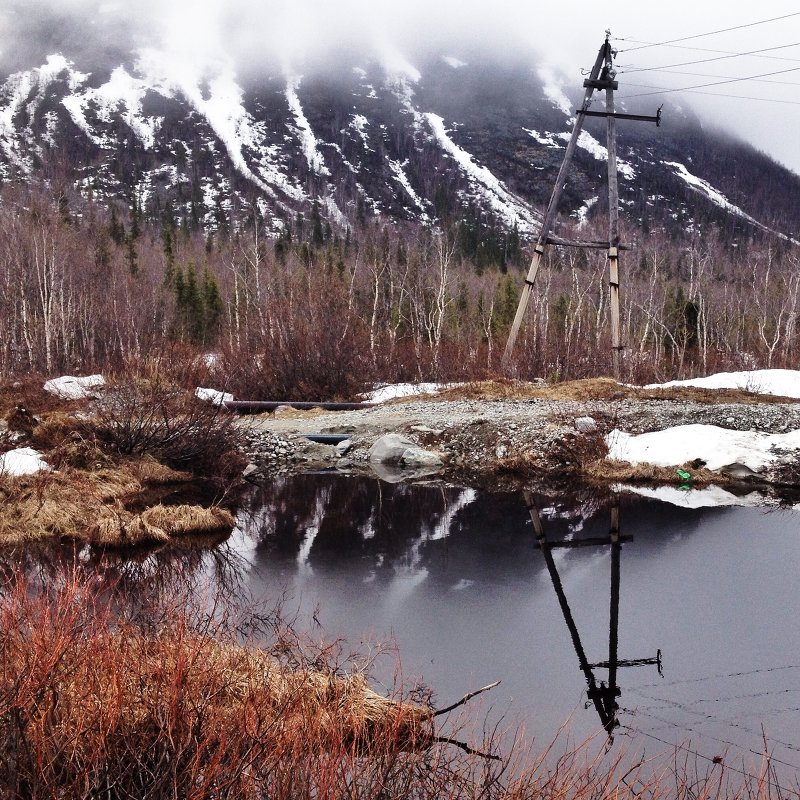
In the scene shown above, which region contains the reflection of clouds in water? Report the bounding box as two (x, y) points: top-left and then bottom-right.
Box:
(451, 578), (474, 591)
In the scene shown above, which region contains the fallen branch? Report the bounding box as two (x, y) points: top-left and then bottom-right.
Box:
(433, 680), (501, 717)
(433, 736), (501, 761)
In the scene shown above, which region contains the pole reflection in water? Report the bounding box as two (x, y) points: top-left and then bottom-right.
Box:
(523, 490), (661, 744)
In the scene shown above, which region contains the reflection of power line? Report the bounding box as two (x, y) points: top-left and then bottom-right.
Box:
(624, 705), (800, 769)
(525, 491), (660, 743)
(630, 686), (800, 710)
(620, 724), (793, 796)
(630, 664), (800, 691)
(625, 690), (800, 760)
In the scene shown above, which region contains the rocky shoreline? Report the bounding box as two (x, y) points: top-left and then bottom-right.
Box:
(237, 395), (800, 492)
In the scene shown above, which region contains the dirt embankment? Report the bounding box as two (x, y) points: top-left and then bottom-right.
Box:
(238, 380), (800, 493)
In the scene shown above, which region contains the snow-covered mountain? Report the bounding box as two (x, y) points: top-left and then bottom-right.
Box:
(2, 48), (799, 242)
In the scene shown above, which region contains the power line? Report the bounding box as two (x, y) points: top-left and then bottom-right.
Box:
(621, 40), (800, 74)
(624, 64), (800, 95)
(634, 67), (800, 88)
(614, 12), (800, 53)
(615, 38), (800, 62)
(618, 86), (800, 106)
(616, 64), (800, 102)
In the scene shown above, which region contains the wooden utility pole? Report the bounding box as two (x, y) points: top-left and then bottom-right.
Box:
(604, 45), (622, 379)
(501, 41), (606, 370)
(502, 35), (661, 379)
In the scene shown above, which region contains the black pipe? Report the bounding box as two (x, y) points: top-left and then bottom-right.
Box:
(303, 434), (351, 445)
(224, 400), (372, 414)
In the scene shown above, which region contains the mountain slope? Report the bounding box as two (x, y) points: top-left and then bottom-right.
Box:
(1, 49), (798, 245)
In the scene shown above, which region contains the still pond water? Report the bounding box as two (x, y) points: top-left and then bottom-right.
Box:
(227, 474), (800, 784)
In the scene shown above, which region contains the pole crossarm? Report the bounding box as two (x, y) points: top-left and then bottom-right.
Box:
(545, 235), (631, 250)
(578, 108), (662, 126)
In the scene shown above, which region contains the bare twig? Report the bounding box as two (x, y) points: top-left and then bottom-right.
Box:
(433, 680), (501, 717)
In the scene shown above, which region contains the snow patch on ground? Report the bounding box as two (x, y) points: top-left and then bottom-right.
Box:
(195, 387), (234, 406)
(575, 195), (598, 227)
(363, 383), (458, 403)
(136, 50), (305, 202)
(523, 128), (561, 148)
(665, 161), (794, 241)
(81, 66), (161, 149)
(285, 76), (330, 176)
(561, 130), (636, 179)
(0, 448), (49, 477)
(643, 369), (800, 398)
(606, 424), (800, 472)
(350, 114), (370, 148)
(43, 374), (105, 400)
(666, 161), (760, 223)
(0, 55), (90, 172)
(617, 484), (766, 509)
(425, 112), (536, 233)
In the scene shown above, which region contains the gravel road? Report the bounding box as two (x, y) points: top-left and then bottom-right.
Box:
(237, 396), (800, 488)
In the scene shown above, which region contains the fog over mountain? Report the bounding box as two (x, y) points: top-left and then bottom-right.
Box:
(3, 0), (799, 173)
(0, 0), (798, 250)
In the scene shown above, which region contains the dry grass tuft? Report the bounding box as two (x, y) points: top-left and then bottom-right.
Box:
(584, 458), (722, 485)
(141, 504), (235, 538)
(130, 456), (193, 486)
(0, 375), (83, 417)
(271, 405), (330, 419)
(432, 377), (800, 405)
(0, 467), (233, 548)
(88, 513), (171, 547)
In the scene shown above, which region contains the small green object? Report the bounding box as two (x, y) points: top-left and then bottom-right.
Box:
(675, 468), (692, 482)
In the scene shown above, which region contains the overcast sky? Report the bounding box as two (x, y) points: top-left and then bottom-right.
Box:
(2, 0), (800, 172)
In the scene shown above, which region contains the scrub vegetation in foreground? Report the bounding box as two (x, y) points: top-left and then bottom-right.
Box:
(0, 569), (792, 799)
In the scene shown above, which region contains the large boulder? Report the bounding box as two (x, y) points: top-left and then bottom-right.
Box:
(368, 434), (443, 468)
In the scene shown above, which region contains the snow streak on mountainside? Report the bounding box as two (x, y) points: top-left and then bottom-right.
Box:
(665, 161), (797, 243)
(0, 48), (797, 244)
(425, 112), (537, 234)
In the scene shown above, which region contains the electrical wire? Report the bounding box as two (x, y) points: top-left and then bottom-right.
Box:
(622, 37), (800, 66)
(620, 724), (794, 795)
(613, 12), (800, 54)
(620, 40), (800, 74)
(634, 67), (800, 87)
(629, 664), (800, 692)
(620, 64), (800, 98)
(614, 38), (800, 62)
(618, 86), (800, 106)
